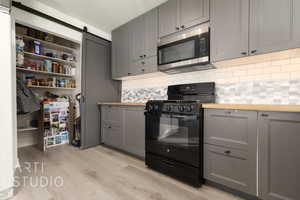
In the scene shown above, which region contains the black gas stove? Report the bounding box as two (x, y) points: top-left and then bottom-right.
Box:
(145, 82), (215, 187)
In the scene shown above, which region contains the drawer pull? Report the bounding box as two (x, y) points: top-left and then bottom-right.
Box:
(225, 111), (231, 115)
(224, 150), (231, 154)
(261, 113), (269, 117)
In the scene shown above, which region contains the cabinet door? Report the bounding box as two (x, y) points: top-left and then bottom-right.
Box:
(131, 16), (145, 62)
(143, 56), (158, 74)
(210, 0), (249, 62)
(0, 0), (10, 9)
(81, 33), (120, 149)
(293, 0), (300, 46)
(144, 8), (158, 58)
(158, 0), (180, 38)
(204, 109), (257, 151)
(258, 112), (300, 200)
(250, 0), (294, 55)
(179, 0), (209, 30)
(102, 126), (123, 149)
(204, 144), (256, 195)
(123, 107), (145, 158)
(112, 23), (132, 79)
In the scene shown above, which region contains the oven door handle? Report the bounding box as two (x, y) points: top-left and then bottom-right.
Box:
(171, 114), (197, 119)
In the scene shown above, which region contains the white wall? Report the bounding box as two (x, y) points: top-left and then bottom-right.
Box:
(0, 11), (14, 198)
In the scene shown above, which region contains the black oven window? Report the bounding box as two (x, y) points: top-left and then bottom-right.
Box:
(159, 40), (196, 65)
(158, 114), (199, 146)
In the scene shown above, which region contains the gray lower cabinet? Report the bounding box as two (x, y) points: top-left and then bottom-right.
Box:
(101, 105), (145, 158)
(123, 107), (145, 158)
(249, 0), (295, 55)
(258, 112), (300, 200)
(204, 109), (257, 196)
(210, 0), (249, 62)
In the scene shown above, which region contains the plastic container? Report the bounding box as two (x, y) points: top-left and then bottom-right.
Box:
(34, 41), (41, 55)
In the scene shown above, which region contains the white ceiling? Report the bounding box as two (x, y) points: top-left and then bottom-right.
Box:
(34, 0), (167, 33)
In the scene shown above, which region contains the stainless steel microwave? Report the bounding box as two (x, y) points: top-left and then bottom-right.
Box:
(158, 23), (212, 74)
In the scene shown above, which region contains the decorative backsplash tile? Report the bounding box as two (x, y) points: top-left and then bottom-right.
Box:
(122, 80), (300, 105)
(122, 87), (168, 103)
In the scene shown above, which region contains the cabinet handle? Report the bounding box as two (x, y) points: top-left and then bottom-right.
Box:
(128, 72), (132, 75)
(139, 55), (143, 58)
(176, 27), (180, 31)
(108, 126), (112, 129)
(224, 150), (231, 154)
(225, 111), (231, 115)
(251, 50), (257, 54)
(141, 61), (145, 65)
(261, 113), (269, 117)
(241, 52), (247, 55)
(181, 25), (185, 29)
(141, 69), (145, 72)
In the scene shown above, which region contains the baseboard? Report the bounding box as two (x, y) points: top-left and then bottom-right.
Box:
(0, 187), (13, 200)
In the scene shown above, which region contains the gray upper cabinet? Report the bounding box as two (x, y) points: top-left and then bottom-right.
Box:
(210, 0), (249, 62)
(249, 0), (295, 55)
(258, 112), (300, 200)
(158, 0), (209, 38)
(179, 0), (209, 30)
(158, 0), (179, 38)
(112, 23), (132, 78)
(204, 109), (257, 196)
(0, 0), (10, 9)
(123, 107), (145, 158)
(293, 0), (300, 46)
(131, 15), (146, 62)
(112, 8), (158, 79)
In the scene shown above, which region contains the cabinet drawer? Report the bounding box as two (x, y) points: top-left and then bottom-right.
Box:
(102, 120), (122, 129)
(101, 105), (123, 122)
(102, 127), (123, 149)
(204, 109), (257, 150)
(204, 144), (256, 195)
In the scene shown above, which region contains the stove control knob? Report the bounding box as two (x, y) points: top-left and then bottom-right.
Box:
(185, 105), (193, 112)
(148, 104), (153, 112)
(165, 105), (171, 111)
(179, 105), (184, 112)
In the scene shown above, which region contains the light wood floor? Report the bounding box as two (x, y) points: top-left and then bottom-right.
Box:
(13, 145), (244, 200)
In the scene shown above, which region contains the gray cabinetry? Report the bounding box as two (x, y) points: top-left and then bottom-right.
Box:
(158, 0), (179, 38)
(123, 107), (145, 158)
(258, 112), (300, 200)
(210, 0), (249, 62)
(101, 106), (123, 148)
(179, 0), (209, 30)
(294, 1), (300, 45)
(112, 23), (132, 78)
(249, 0), (295, 55)
(100, 105), (146, 158)
(112, 8), (158, 79)
(0, 0), (10, 9)
(158, 0), (209, 38)
(204, 109), (257, 195)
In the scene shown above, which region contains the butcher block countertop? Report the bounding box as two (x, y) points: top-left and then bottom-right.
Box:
(202, 104), (300, 112)
(97, 102), (300, 112)
(97, 102), (146, 106)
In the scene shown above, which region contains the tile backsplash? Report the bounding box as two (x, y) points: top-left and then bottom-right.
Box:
(121, 49), (300, 105)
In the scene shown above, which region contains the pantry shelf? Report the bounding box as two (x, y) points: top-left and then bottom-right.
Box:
(23, 52), (77, 66)
(27, 85), (76, 90)
(17, 34), (77, 52)
(17, 127), (39, 132)
(16, 67), (74, 77)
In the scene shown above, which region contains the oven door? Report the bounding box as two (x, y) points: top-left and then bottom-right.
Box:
(158, 32), (209, 72)
(146, 112), (202, 167)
